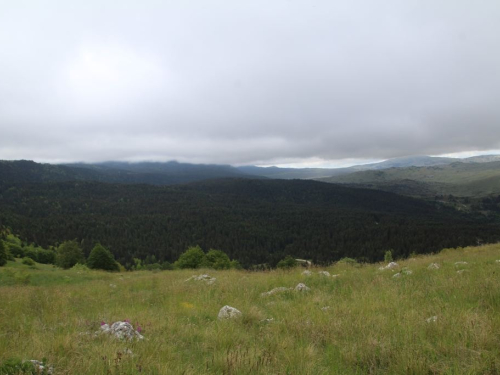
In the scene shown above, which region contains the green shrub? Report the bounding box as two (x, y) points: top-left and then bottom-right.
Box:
(56, 240), (85, 269)
(205, 249), (231, 270)
(160, 261), (173, 270)
(338, 257), (357, 265)
(21, 257), (36, 266)
(230, 259), (243, 269)
(276, 255), (297, 269)
(384, 250), (393, 263)
(86, 243), (119, 271)
(174, 245), (206, 269)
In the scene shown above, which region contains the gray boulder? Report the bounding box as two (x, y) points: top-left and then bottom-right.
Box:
(218, 305), (242, 320)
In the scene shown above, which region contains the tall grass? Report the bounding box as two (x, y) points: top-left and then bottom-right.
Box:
(1, 244), (500, 374)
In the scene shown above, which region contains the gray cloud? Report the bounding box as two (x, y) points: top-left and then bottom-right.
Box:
(1, 0), (499, 166)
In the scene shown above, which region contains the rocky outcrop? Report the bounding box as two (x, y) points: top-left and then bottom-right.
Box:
(218, 305), (242, 320)
(99, 321), (144, 341)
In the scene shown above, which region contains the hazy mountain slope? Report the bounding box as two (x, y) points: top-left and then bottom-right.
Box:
(1, 179), (498, 267)
(239, 156), (457, 180)
(320, 161), (500, 197)
(0, 160), (253, 186)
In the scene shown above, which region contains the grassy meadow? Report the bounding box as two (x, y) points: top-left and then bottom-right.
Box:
(1, 244), (500, 374)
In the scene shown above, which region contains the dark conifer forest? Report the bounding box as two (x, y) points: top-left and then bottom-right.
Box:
(1, 171), (499, 268)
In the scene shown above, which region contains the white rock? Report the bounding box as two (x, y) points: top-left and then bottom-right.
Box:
(401, 268), (413, 275)
(185, 274), (216, 284)
(454, 261), (468, 266)
(218, 305), (242, 320)
(495, 260), (500, 263)
(426, 316), (438, 323)
(428, 263), (440, 270)
(385, 262), (399, 269)
(302, 270), (313, 276)
(99, 321), (144, 340)
(109, 283), (117, 288)
(295, 283), (311, 292)
(260, 287), (292, 297)
(331, 274), (340, 278)
(318, 271), (331, 277)
(392, 272), (401, 278)
(321, 306), (331, 311)
(457, 269), (467, 274)
(260, 318), (274, 323)
(27, 360), (53, 374)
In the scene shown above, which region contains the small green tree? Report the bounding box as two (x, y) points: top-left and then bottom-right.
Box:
(276, 255), (297, 269)
(384, 250), (393, 263)
(205, 249), (231, 270)
(87, 244), (119, 271)
(56, 240), (85, 269)
(0, 240), (7, 267)
(174, 245), (206, 269)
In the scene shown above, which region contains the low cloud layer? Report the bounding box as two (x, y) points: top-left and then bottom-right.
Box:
(1, 0), (499, 166)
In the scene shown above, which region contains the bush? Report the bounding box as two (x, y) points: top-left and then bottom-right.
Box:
(205, 249), (231, 270)
(21, 257), (36, 266)
(0, 241), (7, 267)
(338, 257), (357, 265)
(230, 259), (243, 270)
(384, 250), (393, 263)
(160, 261), (173, 270)
(174, 245), (206, 269)
(87, 243), (119, 271)
(56, 240), (85, 269)
(276, 255), (297, 269)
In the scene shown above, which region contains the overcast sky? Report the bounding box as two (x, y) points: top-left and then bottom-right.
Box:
(1, 0), (499, 167)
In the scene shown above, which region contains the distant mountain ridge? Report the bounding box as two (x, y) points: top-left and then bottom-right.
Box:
(0, 160), (252, 186)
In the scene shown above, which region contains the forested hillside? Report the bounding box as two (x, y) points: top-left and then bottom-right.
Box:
(1, 178), (498, 268)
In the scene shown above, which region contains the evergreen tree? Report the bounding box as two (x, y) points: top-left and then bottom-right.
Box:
(0, 240), (7, 267)
(87, 243), (119, 271)
(56, 240), (85, 269)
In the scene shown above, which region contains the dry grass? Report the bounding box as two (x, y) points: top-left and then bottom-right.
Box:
(1, 244), (500, 374)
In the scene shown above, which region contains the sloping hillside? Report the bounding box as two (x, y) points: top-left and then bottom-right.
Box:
(320, 161), (500, 197)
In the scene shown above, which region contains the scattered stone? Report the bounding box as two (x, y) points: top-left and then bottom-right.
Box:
(331, 274), (340, 278)
(428, 263), (440, 270)
(426, 316), (438, 323)
(301, 270), (313, 276)
(260, 287), (292, 297)
(380, 262), (399, 271)
(295, 283), (311, 292)
(109, 283), (117, 288)
(295, 259), (312, 266)
(393, 268), (412, 278)
(28, 360), (53, 374)
(321, 306), (331, 311)
(260, 318), (274, 323)
(218, 305), (242, 320)
(318, 271), (331, 277)
(495, 260), (500, 263)
(185, 274), (216, 285)
(99, 321), (144, 341)
(454, 261), (468, 266)
(457, 269), (467, 274)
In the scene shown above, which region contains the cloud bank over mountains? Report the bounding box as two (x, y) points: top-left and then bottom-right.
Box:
(1, 0), (499, 166)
